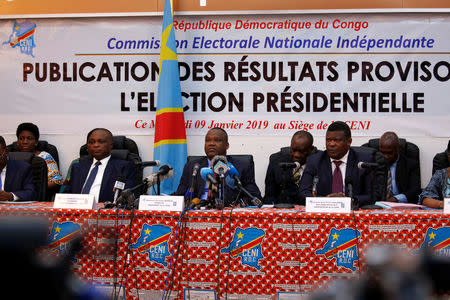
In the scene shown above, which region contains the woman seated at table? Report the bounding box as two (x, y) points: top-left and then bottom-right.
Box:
(419, 145), (450, 209)
(16, 122), (63, 192)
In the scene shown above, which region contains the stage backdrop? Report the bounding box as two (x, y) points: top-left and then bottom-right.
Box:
(0, 13), (449, 137)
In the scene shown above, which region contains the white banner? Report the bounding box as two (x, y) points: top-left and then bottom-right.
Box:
(0, 14), (449, 136)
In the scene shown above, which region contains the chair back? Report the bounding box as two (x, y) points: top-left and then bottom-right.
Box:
(79, 135), (140, 157)
(8, 140), (60, 166)
(8, 152), (48, 202)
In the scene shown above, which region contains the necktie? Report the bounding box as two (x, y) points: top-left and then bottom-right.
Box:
(386, 169), (393, 198)
(332, 160), (343, 194)
(0, 173), (2, 191)
(81, 161), (101, 194)
(292, 165), (302, 186)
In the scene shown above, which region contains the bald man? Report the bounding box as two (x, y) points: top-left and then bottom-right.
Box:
(379, 132), (420, 203)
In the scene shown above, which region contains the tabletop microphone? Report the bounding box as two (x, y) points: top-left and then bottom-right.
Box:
(113, 176), (126, 204)
(200, 168), (217, 185)
(358, 161), (379, 169)
(312, 175), (319, 197)
(212, 155), (229, 177)
(192, 163), (200, 177)
(279, 162), (300, 169)
(345, 177), (354, 199)
(227, 163), (263, 208)
(144, 166), (174, 186)
(188, 198), (201, 209)
(135, 160), (161, 167)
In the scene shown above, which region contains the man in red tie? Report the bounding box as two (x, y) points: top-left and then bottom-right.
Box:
(299, 121), (375, 207)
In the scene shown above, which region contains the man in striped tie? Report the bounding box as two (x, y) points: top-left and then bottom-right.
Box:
(379, 132), (420, 203)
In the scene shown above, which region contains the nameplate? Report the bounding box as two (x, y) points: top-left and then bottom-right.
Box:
(444, 198), (450, 214)
(54, 193), (96, 209)
(305, 197), (352, 213)
(139, 195), (185, 211)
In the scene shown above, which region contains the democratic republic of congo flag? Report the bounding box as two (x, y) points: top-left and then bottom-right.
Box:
(153, 0), (187, 195)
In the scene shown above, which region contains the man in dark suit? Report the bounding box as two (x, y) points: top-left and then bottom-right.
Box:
(0, 136), (35, 201)
(379, 131), (420, 203)
(264, 130), (316, 205)
(61, 128), (136, 203)
(299, 121), (374, 207)
(176, 127), (261, 207)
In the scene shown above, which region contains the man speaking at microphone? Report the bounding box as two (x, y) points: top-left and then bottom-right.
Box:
(299, 121), (374, 207)
(263, 130), (316, 205)
(175, 127), (261, 207)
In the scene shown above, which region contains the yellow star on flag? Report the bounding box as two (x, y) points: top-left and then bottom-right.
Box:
(145, 228), (151, 235)
(332, 233), (339, 240)
(55, 225), (61, 233)
(429, 232), (436, 240)
(237, 232), (244, 239)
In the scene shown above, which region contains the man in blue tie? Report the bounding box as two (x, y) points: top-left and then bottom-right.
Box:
(61, 128), (136, 203)
(299, 121), (375, 207)
(0, 136), (35, 201)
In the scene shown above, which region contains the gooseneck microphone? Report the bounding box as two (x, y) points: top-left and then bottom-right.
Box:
(312, 176), (319, 197)
(279, 162), (300, 169)
(227, 163), (263, 208)
(135, 160), (161, 167)
(357, 162), (379, 169)
(113, 176), (125, 204)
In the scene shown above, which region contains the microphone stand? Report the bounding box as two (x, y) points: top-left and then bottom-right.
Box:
(275, 166), (294, 209)
(234, 177), (262, 208)
(116, 179), (149, 209)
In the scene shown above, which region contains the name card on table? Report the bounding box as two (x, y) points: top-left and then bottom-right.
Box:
(54, 193), (96, 209)
(139, 195), (185, 212)
(444, 198), (450, 214)
(305, 197), (352, 213)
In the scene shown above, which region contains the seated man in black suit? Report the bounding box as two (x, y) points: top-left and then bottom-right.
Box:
(264, 130), (316, 205)
(61, 128), (136, 203)
(0, 136), (35, 201)
(379, 131), (420, 203)
(176, 127), (261, 207)
(299, 121), (374, 206)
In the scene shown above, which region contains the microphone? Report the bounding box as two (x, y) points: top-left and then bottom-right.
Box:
(192, 163), (200, 177)
(200, 168), (217, 185)
(279, 162), (300, 169)
(227, 163), (263, 208)
(358, 162), (379, 169)
(312, 176), (319, 197)
(135, 160), (161, 167)
(113, 176), (126, 204)
(212, 155), (229, 177)
(345, 177), (353, 199)
(188, 197), (201, 209)
(144, 165), (174, 186)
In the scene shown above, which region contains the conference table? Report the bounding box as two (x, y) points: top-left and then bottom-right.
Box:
(1, 202), (448, 299)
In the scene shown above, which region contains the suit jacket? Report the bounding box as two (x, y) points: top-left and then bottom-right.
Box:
(4, 158), (36, 201)
(393, 154), (421, 203)
(175, 155), (261, 207)
(62, 156), (136, 203)
(263, 150), (303, 205)
(299, 148), (374, 207)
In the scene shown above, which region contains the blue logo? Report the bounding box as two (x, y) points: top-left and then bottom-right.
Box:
(315, 228), (360, 271)
(3, 21), (37, 57)
(46, 221), (81, 257)
(221, 227), (265, 270)
(420, 227), (450, 257)
(130, 224), (172, 266)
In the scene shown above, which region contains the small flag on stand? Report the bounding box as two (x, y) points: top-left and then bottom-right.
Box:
(152, 0), (187, 195)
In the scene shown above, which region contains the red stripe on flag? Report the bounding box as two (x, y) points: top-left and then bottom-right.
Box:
(48, 230), (80, 250)
(137, 233), (170, 253)
(433, 237), (450, 250)
(324, 238), (358, 258)
(230, 235), (264, 257)
(10, 28), (35, 47)
(154, 112), (186, 143)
